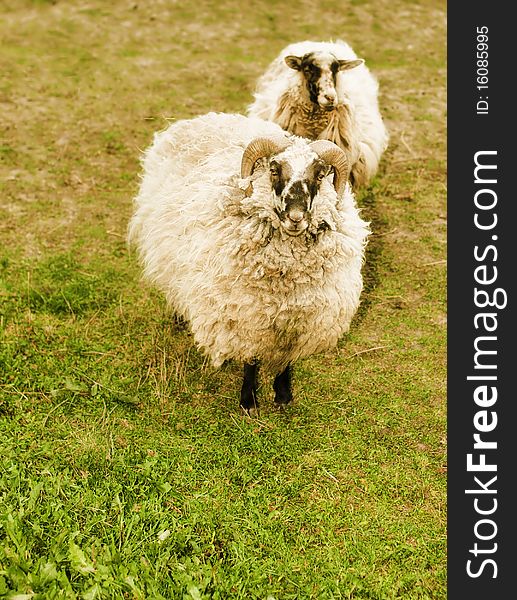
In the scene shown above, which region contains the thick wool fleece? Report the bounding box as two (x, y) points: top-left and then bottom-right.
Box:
(129, 112), (370, 374)
(247, 40), (389, 187)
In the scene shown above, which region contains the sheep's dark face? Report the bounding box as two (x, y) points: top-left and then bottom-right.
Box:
(269, 156), (330, 236)
(284, 51), (363, 110)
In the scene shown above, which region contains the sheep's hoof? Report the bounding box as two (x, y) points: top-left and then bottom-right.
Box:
(274, 400), (292, 412)
(274, 400), (289, 411)
(274, 390), (293, 407)
(241, 406), (260, 418)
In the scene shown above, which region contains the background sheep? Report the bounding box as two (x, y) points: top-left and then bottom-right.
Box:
(247, 39), (389, 188)
(128, 112), (370, 414)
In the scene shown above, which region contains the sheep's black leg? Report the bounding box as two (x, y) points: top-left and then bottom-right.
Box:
(240, 362), (259, 415)
(273, 364), (293, 406)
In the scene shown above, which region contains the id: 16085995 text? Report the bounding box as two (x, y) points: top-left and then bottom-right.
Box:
(476, 26), (488, 115)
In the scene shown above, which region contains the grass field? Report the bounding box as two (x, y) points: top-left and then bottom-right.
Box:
(0, 0), (446, 598)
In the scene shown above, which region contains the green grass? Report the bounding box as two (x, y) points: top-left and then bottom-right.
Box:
(1, 0), (446, 597)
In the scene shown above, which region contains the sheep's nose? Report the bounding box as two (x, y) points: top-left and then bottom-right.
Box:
(322, 94), (337, 108)
(288, 210), (304, 224)
(320, 94), (337, 111)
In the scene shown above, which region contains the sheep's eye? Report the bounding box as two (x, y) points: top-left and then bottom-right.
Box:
(270, 167), (279, 177)
(316, 172), (325, 181)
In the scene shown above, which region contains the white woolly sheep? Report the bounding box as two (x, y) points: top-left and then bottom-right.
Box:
(128, 112), (370, 414)
(247, 39), (389, 188)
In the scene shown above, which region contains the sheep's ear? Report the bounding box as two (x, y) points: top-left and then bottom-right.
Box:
(285, 55), (303, 70)
(244, 182), (254, 197)
(337, 58), (364, 71)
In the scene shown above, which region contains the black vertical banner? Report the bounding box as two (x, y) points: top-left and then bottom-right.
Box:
(448, 3), (515, 598)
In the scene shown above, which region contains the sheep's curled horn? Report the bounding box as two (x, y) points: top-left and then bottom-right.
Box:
(240, 135), (291, 196)
(240, 136), (350, 197)
(308, 140), (350, 197)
